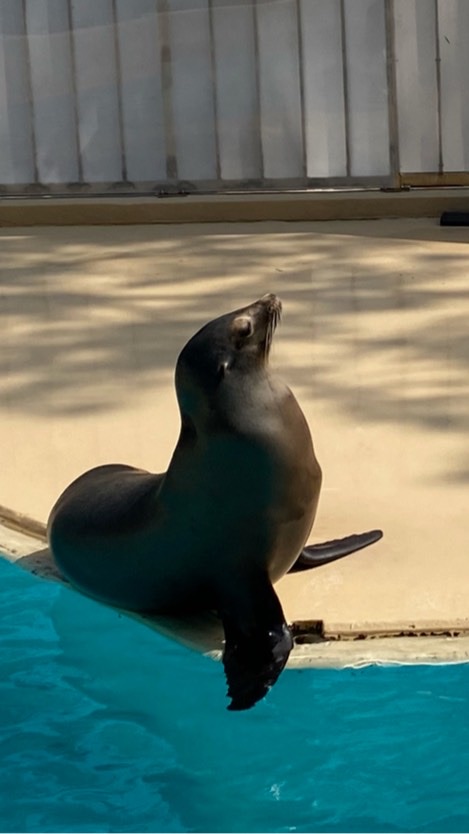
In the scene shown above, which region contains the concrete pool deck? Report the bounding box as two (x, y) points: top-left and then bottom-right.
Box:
(0, 217), (468, 652)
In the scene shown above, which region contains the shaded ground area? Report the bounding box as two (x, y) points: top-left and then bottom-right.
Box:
(1, 217), (468, 629)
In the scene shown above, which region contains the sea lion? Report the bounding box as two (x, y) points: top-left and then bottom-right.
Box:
(48, 294), (382, 711)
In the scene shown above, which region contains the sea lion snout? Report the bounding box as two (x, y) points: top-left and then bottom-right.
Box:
(235, 293), (282, 323)
(259, 292), (282, 315)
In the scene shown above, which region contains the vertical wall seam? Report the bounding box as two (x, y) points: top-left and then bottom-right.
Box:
(66, 0), (84, 183)
(296, 0), (307, 184)
(157, 0), (178, 181)
(21, 0), (39, 184)
(434, 0), (444, 173)
(385, 0), (400, 185)
(339, 0), (351, 177)
(252, 0), (265, 182)
(111, 0), (128, 183)
(208, 0), (221, 182)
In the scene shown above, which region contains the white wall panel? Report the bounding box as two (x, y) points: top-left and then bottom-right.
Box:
(0, 1), (35, 184)
(115, 0), (167, 182)
(212, 0), (261, 181)
(394, 0), (439, 172)
(344, 0), (390, 176)
(3, 0), (469, 190)
(25, 0), (79, 184)
(167, 0), (217, 181)
(300, 0), (346, 178)
(438, 0), (469, 171)
(70, 0), (122, 183)
(256, 0), (304, 179)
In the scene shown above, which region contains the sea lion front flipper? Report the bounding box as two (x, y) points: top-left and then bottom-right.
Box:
(220, 580), (293, 711)
(289, 529), (383, 573)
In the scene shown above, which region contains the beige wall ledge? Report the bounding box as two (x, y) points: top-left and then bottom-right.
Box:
(1, 188), (469, 226)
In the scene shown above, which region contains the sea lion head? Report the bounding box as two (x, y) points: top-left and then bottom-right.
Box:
(175, 294), (282, 426)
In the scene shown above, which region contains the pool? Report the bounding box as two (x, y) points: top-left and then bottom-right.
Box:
(1, 556), (469, 834)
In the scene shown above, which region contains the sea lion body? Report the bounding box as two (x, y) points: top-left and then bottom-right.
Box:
(49, 377), (321, 613)
(48, 294), (380, 710)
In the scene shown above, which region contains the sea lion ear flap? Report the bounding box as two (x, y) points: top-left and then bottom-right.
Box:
(232, 316), (254, 340)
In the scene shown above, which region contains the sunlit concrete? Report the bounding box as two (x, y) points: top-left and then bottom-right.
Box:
(1, 218), (468, 630)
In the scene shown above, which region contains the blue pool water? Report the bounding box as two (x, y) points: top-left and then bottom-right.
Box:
(1, 557), (469, 833)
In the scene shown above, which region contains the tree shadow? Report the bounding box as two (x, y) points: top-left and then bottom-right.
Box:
(1, 218), (468, 481)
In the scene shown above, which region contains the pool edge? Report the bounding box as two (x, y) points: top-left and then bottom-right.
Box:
(1, 517), (469, 670)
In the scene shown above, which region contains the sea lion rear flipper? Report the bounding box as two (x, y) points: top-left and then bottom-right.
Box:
(220, 580), (293, 711)
(289, 529), (383, 573)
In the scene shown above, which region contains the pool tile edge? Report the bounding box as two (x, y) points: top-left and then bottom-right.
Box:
(2, 519), (469, 669)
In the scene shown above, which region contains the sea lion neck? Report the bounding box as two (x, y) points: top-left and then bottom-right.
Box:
(176, 361), (275, 438)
